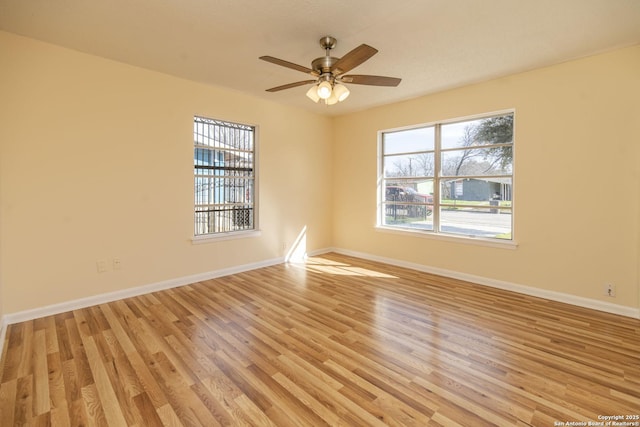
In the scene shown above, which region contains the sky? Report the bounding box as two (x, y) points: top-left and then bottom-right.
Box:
(383, 119), (484, 154)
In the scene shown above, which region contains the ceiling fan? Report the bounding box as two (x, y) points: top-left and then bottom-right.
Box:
(259, 36), (401, 105)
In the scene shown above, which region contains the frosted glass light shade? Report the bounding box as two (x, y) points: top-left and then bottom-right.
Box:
(333, 83), (350, 102)
(306, 85), (320, 102)
(325, 92), (339, 105)
(317, 81), (332, 99)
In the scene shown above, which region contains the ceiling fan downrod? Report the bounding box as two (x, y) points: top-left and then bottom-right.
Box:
(313, 36), (339, 76)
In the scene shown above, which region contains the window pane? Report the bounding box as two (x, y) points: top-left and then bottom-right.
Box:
(441, 146), (513, 176)
(383, 180), (434, 231)
(442, 119), (483, 149)
(384, 127), (434, 154)
(383, 207), (434, 231)
(439, 207), (512, 239)
(384, 153), (434, 178)
(385, 180), (434, 203)
(441, 114), (513, 149)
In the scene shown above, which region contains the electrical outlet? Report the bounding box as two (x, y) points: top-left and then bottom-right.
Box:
(96, 259), (108, 273)
(604, 283), (616, 297)
(113, 258), (122, 270)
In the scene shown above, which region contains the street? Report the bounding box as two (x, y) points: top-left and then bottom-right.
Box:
(394, 209), (511, 238)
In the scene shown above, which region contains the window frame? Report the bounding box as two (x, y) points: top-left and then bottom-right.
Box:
(377, 110), (516, 247)
(192, 116), (259, 242)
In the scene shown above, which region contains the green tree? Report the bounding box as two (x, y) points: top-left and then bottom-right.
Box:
(475, 114), (513, 170)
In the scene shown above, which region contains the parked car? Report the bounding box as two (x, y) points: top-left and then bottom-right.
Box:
(385, 186), (433, 217)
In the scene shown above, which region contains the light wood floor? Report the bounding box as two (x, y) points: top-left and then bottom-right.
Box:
(1, 253), (639, 426)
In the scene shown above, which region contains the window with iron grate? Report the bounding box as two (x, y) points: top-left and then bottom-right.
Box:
(194, 116), (256, 237)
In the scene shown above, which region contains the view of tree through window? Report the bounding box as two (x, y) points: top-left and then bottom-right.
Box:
(380, 112), (514, 240)
(194, 116), (255, 236)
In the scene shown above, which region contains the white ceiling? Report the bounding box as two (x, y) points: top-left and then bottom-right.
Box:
(1, 0), (639, 116)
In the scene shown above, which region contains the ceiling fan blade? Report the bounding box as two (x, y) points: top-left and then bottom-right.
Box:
(265, 80), (317, 92)
(341, 74), (401, 87)
(259, 56), (316, 75)
(331, 44), (378, 74)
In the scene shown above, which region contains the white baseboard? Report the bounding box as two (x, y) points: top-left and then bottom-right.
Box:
(305, 247), (334, 258)
(2, 255), (286, 327)
(330, 247), (640, 319)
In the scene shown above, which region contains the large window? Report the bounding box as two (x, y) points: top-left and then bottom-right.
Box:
(194, 116), (256, 236)
(379, 112), (514, 240)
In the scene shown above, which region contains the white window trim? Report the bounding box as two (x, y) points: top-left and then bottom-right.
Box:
(377, 109), (516, 245)
(375, 225), (518, 249)
(191, 229), (262, 244)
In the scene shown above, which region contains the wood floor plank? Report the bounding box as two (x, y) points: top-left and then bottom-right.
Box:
(125, 350), (169, 410)
(156, 402), (186, 427)
(61, 357), (81, 406)
(66, 316), (95, 390)
(0, 378), (17, 427)
(83, 335), (129, 426)
(44, 315), (60, 356)
(271, 371), (343, 426)
(55, 312), (74, 363)
(47, 351), (68, 420)
(81, 382), (109, 426)
(13, 374), (33, 424)
(233, 393), (278, 427)
(67, 396), (89, 426)
(133, 391), (166, 427)
(17, 321), (34, 379)
(31, 329), (50, 416)
(1, 252), (639, 426)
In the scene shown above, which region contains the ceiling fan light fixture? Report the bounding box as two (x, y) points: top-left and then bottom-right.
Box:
(317, 81), (332, 99)
(333, 83), (350, 102)
(306, 85), (320, 103)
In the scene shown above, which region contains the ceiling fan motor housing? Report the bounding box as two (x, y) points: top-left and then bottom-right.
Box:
(312, 56), (338, 75)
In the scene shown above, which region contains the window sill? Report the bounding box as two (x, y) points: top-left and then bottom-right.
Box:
(192, 229), (261, 244)
(375, 226), (518, 250)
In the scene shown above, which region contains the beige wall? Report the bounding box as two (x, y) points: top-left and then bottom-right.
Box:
(1, 29), (638, 316)
(0, 202), (3, 322)
(333, 45), (640, 309)
(0, 31), (333, 314)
